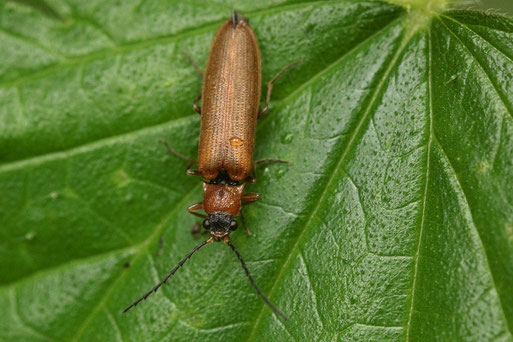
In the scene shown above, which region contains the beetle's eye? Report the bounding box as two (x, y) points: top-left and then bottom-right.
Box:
(202, 220), (211, 229)
(230, 220), (238, 231)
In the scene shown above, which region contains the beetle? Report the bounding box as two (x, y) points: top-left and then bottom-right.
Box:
(123, 11), (300, 321)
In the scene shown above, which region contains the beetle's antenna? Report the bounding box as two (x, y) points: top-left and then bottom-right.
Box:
(123, 237), (213, 313)
(232, 10), (248, 27)
(226, 240), (287, 321)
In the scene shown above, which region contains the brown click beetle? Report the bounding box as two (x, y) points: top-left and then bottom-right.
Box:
(124, 10), (300, 321)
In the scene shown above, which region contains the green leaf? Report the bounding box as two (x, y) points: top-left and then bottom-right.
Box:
(1, 0), (512, 341)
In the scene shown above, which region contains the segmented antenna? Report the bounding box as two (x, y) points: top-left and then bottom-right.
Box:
(123, 237), (212, 313)
(227, 241), (288, 321)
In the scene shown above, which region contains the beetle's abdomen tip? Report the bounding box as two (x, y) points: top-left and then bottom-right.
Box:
(231, 10), (249, 27)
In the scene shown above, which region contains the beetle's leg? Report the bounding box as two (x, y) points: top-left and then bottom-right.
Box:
(187, 202), (207, 218)
(160, 138), (201, 176)
(188, 203), (208, 238)
(193, 94), (202, 115)
(258, 59), (303, 118)
(242, 193), (260, 204)
(246, 159), (291, 183)
(183, 50), (204, 78)
(183, 51), (203, 114)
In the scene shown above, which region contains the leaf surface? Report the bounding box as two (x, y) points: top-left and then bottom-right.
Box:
(1, 0), (512, 341)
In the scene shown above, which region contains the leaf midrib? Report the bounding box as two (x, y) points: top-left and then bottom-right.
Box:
(405, 25), (433, 342)
(246, 19), (412, 341)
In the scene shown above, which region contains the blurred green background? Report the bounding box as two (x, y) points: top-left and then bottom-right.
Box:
(8, 0), (513, 17)
(475, 0), (513, 14)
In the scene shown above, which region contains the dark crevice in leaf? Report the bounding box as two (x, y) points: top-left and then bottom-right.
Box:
(442, 10), (513, 34)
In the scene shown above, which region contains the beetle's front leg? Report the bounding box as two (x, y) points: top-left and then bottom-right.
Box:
(242, 193), (260, 204)
(188, 202), (209, 238)
(187, 202), (206, 218)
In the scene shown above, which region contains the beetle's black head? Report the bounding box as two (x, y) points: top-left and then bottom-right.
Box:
(203, 213), (238, 239)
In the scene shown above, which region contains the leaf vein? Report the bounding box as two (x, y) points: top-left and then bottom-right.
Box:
(298, 251), (324, 329)
(441, 14), (513, 64)
(105, 308), (125, 342)
(405, 28), (433, 341)
(0, 26), (66, 60)
(433, 137), (513, 338)
(66, 187), (134, 244)
(0, 114), (198, 173)
(439, 16), (513, 121)
(9, 288), (54, 341)
(0, 0), (359, 88)
(68, 183), (201, 341)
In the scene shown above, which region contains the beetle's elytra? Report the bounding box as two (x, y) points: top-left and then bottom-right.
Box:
(198, 11), (261, 182)
(124, 10), (301, 321)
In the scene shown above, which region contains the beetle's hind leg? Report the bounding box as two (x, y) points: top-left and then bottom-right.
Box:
(258, 59), (303, 118)
(193, 94), (202, 115)
(160, 138), (202, 176)
(183, 51), (203, 115)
